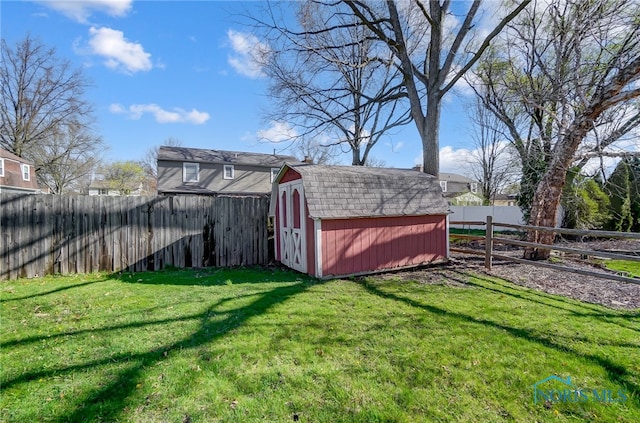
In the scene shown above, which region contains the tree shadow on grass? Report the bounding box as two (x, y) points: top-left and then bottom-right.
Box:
(0, 293), (259, 350)
(450, 268), (640, 333)
(357, 279), (639, 408)
(0, 278), (110, 303)
(111, 265), (306, 287)
(2, 270), (318, 422)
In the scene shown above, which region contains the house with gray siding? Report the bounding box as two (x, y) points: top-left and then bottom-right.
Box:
(414, 166), (483, 205)
(438, 172), (483, 205)
(157, 146), (299, 195)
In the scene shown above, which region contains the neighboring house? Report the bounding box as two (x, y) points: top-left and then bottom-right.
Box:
(412, 166), (482, 205)
(157, 146), (298, 196)
(0, 148), (41, 194)
(438, 172), (483, 206)
(271, 163), (450, 278)
(87, 179), (143, 196)
(491, 193), (519, 207)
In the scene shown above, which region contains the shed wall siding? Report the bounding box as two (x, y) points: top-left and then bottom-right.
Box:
(280, 168), (302, 183)
(321, 215), (447, 277)
(305, 211), (315, 277)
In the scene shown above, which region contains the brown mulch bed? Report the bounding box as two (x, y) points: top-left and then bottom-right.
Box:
(377, 243), (640, 310)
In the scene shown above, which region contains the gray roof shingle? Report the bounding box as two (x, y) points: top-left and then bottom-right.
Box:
(158, 146), (298, 167)
(272, 164), (450, 219)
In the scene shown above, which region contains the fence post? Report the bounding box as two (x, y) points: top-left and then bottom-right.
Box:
(485, 215), (493, 270)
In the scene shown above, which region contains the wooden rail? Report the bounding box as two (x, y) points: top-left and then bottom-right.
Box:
(449, 217), (639, 285)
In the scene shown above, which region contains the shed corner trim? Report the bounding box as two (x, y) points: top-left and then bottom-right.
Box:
(314, 218), (322, 278)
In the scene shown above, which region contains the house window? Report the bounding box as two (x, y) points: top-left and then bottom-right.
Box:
(21, 164), (30, 181)
(270, 167), (280, 183)
(183, 162), (199, 182)
(439, 180), (447, 192)
(223, 165), (234, 180)
(99, 188), (109, 195)
(470, 182), (478, 193)
(0, 158), (4, 177)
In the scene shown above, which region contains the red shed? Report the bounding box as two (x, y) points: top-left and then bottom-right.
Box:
(270, 163), (450, 278)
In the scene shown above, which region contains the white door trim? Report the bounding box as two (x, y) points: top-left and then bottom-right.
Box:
(278, 180), (306, 273)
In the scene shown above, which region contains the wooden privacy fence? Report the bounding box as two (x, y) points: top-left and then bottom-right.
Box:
(0, 194), (270, 280)
(450, 217), (640, 285)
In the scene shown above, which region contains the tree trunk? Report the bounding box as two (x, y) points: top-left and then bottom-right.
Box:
(523, 167), (565, 259)
(523, 113), (606, 259)
(421, 93), (441, 177)
(351, 148), (364, 166)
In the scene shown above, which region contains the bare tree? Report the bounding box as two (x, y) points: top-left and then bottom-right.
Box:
(1, 35), (96, 163)
(291, 138), (341, 164)
(466, 96), (519, 204)
(473, 0), (640, 258)
(252, 1), (411, 165)
(31, 122), (102, 194)
(364, 156), (387, 167)
(137, 137), (183, 195)
(342, 0), (531, 175)
(140, 136), (183, 179)
(1, 35), (102, 192)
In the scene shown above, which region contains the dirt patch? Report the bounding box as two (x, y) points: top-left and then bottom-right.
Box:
(376, 244), (640, 310)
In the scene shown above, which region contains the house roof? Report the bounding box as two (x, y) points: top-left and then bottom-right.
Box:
(0, 148), (34, 164)
(158, 146), (298, 167)
(443, 191), (483, 199)
(438, 172), (477, 183)
(492, 193), (518, 201)
(271, 163), (450, 219)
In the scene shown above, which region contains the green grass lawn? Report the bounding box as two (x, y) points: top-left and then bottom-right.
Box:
(604, 260), (640, 278)
(1, 267), (638, 422)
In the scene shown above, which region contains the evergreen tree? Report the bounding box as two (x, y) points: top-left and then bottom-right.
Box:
(604, 160), (634, 232)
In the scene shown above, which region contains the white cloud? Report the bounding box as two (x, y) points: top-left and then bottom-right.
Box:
(110, 103), (210, 124)
(35, 0), (132, 24)
(440, 146), (476, 174)
(415, 146), (476, 175)
(385, 140), (404, 153)
(108, 103), (125, 113)
(87, 27), (152, 74)
(580, 156), (620, 177)
(227, 29), (270, 79)
(257, 121), (298, 143)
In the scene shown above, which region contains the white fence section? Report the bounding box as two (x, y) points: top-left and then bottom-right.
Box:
(449, 206), (525, 229)
(449, 206), (564, 229)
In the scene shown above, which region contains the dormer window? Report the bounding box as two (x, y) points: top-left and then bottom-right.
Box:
(21, 164), (30, 181)
(439, 180), (447, 192)
(223, 165), (235, 180)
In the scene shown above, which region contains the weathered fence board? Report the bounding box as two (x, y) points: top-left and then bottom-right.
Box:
(0, 194), (270, 280)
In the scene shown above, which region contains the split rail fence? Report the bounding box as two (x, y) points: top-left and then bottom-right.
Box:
(0, 194), (270, 280)
(450, 216), (640, 285)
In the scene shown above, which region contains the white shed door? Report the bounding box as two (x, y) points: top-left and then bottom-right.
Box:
(279, 181), (306, 273)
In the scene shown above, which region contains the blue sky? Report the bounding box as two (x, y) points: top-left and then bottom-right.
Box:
(1, 0), (479, 172)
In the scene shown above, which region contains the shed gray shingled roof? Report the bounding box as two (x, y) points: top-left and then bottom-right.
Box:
(272, 164), (450, 219)
(158, 146), (298, 167)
